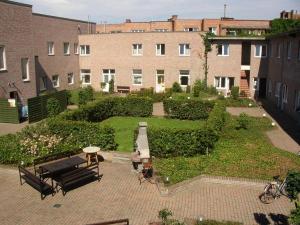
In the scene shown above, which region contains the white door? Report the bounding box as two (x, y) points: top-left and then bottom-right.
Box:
(156, 70), (165, 93)
(102, 69), (115, 92)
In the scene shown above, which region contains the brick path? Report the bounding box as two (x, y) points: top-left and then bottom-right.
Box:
(152, 102), (165, 117)
(0, 121), (28, 136)
(0, 162), (293, 225)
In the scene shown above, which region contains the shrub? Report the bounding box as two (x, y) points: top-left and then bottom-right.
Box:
(129, 88), (170, 102)
(236, 113), (250, 130)
(109, 79), (114, 93)
(286, 170), (300, 201)
(163, 99), (214, 120)
(289, 201), (300, 225)
(231, 86), (239, 100)
(78, 86), (94, 106)
(172, 82), (182, 93)
(148, 127), (218, 157)
(186, 85), (191, 93)
(46, 97), (61, 117)
(206, 102), (227, 133)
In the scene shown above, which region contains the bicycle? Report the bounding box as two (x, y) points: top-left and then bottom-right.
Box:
(259, 175), (288, 204)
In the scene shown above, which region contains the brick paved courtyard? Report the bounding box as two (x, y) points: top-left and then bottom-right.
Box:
(0, 162), (294, 225)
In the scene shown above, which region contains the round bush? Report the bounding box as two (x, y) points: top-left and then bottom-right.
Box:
(46, 98), (61, 117)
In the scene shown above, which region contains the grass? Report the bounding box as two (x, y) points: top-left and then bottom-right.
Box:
(154, 116), (300, 185)
(171, 92), (217, 100)
(100, 116), (204, 152)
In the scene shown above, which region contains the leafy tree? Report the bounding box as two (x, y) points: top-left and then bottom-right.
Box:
(269, 19), (300, 35)
(286, 170), (300, 225)
(201, 32), (214, 89)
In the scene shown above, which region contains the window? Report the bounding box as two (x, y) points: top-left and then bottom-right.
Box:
(217, 44), (229, 56)
(275, 82), (281, 97)
(282, 84), (288, 103)
(157, 70), (164, 84)
(277, 43), (281, 58)
(21, 58), (29, 81)
(39, 77), (47, 91)
(131, 30), (144, 33)
(184, 27), (199, 32)
(0, 46), (6, 71)
(208, 27), (217, 35)
(74, 43), (79, 54)
(80, 45), (90, 55)
(80, 69), (91, 84)
(156, 44), (165, 56)
(103, 69), (115, 83)
(268, 80), (272, 97)
(47, 42), (54, 55)
(255, 44), (267, 57)
(253, 78), (259, 91)
(132, 69), (142, 85)
(67, 73), (74, 85)
(214, 77), (226, 89)
(155, 29), (168, 32)
(294, 90), (300, 112)
(287, 41), (292, 59)
(179, 44), (190, 56)
(52, 75), (59, 87)
(227, 30), (237, 36)
(63, 42), (70, 55)
(179, 70), (190, 86)
(132, 44), (143, 56)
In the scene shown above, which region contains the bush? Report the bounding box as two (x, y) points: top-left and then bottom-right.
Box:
(163, 99), (214, 120)
(286, 170), (300, 201)
(46, 97), (61, 117)
(172, 82), (182, 93)
(148, 127), (218, 157)
(236, 113), (250, 130)
(186, 85), (191, 93)
(289, 201), (300, 225)
(63, 97), (153, 122)
(78, 86), (94, 106)
(231, 86), (239, 100)
(129, 88), (171, 102)
(206, 102), (227, 133)
(109, 79), (114, 94)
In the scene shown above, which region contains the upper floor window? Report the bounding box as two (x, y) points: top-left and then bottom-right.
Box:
(132, 69), (142, 85)
(80, 69), (91, 84)
(21, 58), (29, 81)
(217, 44), (229, 56)
(67, 73), (74, 85)
(74, 43), (79, 54)
(287, 41), (292, 60)
(47, 42), (54, 55)
(208, 27), (217, 35)
(155, 29), (168, 32)
(80, 45), (90, 56)
(214, 77), (226, 89)
(132, 44), (143, 56)
(184, 27), (199, 32)
(63, 42), (70, 55)
(179, 44), (190, 56)
(156, 44), (165, 56)
(52, 75), (59, 87)
(0, 46), (7, 71)
(131, 30), (144, 33)
(277, 43), (281, 58)
(255, 44), (267, 58)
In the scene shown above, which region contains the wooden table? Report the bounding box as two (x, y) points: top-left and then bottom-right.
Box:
(83, 146), (100, 165)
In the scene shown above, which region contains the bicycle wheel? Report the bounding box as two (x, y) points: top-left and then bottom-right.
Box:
(260, 184), (276, 204)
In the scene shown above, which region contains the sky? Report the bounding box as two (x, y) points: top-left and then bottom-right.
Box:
(17, 0), (300, 23)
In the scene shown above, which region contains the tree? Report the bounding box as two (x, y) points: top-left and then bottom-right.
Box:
(269, 19), (300, 35)
(201, 32), (214, 89)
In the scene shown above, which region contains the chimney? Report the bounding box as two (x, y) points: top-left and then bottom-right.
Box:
(125, 19), (131, 23)
(171, 15), (178, 21)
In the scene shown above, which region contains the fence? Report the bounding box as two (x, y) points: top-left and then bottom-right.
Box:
(0, 99), (20, 124)
(28, 90), (67, 123)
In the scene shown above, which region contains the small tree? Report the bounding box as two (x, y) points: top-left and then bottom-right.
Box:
(231, 86), (240, 100)
(46, 98), (61, 117)
(78, 86), (94, 106)
(109, 79), (114, 94)
(172, 82), (182, 93)
(236, 113), (250, 130)
(201, 32), (214, 89)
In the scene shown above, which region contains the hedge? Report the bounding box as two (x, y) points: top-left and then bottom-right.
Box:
(63, 97), (153, 122)
(206, 102), (226, 133)
(163, 99), (214, 120)
(129, 88), (171, 102)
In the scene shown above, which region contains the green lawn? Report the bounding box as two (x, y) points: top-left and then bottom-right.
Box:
(154, 116), (300, 185)
(100, 116), (204, 152)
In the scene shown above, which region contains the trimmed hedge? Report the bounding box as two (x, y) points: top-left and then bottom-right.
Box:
(129, 88), (171, 102)
(63, 97), (153, 122)
(163, 99), (214, 120)
(206, 102), (226, 133)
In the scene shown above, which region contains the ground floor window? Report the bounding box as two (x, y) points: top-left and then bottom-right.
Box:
(52, 75), (59, 88)
(253, 78), (260, 91)
(282, 84), (288, 103)
(275, 82), (281, 97)
(39, 76), (47, 90)
(214, 77), (226, 89)
(132, 69), (142, 85)
(294, 90), (300, 112)
(156, 70), (164, 84)
(103, 69), (115, 83)
(67, 73), (74, 85)
(80, 69), (91, 84)
(179, 70), (190, 86)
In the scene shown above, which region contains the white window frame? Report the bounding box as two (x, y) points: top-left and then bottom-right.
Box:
(132, 44), (143, 56)
(287, 41), (292, 60)
(179, 70), (190, 86)
(39, 76), (47, 91)
(254, 44), (267, 58)
(184, 27), (199, 32)
(217, 44), (229, 56)
(63, 42), (70, 55)
(282, 84), (288, 103)
(52, 75), (60, 88)
(80, 45), (90, 56)
(132, 69), (142, 85)
(253, 78), (260, 91)
(102, 69), (115, 83)
(156, 44), (165, 56)
(131, 30), (145, 33)
(155, 29), (168, 32)
(74, 43), (79, 55)
(67, 72), (74, 85)
(179, 44), (190, 56)
(21, 58), (30, 81)
(0, 45), (7, 71)
(208, 27), (217, 35)
(214, 77), (227, 89)
(47, 42), (55, 56)
(80, 69), (91, 85)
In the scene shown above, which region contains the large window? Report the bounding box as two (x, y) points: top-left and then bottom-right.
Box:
(52, 75), (59, 87)
(217, 44), (229, 56)
(74, 43), (79, 54)
(255, 44), (267, 57)
(179, 70), (190, 86)
(103, 69), (115, 83)
(132, 69), (142, 85)
(63, 42), (70, 55)
(80, 45), (90, 55)
(21, 58), (29, 81)
(80, 69), (91, 84)
(67, 73), (74, 85)
(0, 46), (6, 71)
(208, 27), (217, 35)
(156, 44), (165, 56)
(214, 77), (226, 89)
(47, 42), (54, 55)
(132, 44), (143, 56)
(179, 44), (190, 56)
(287, 41), (292, 60)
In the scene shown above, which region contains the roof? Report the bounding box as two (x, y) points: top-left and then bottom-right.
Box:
(32, 13), (96, 24)
(209, 36), (266, 40)
(221, 24), (270, 29)
(0, 0), (32, 8)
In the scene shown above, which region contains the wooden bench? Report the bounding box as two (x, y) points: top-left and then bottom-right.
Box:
(117, 86), (130, 93)
(56, 163), (100, 195)
(18, 166), (54, 200)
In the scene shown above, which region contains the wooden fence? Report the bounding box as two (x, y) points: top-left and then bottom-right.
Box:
(0, 99), (20, 124)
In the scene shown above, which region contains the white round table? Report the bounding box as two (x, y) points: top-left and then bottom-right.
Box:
(83, 146), (100, 164)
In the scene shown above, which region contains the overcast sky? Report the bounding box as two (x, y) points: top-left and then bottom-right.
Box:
(17, 0), (300, 23)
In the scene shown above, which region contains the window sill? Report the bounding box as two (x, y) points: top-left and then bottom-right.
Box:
(132, 55), (143, 57)
(156, 55), (165, 57)
(80, 54), (90, 56)
(0, 69), (8, 73)
(53, 86), (60, 88)
(23, 79), (30, 82)
(179, 55), (190, 57)
(68, 83), (74, 85)
(64, 54), (70, 56)
(132, 84), (142, 86)
(48, 54), (55, 56)
(217, 55), (229, 57)
(254, 56), (267, 58)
